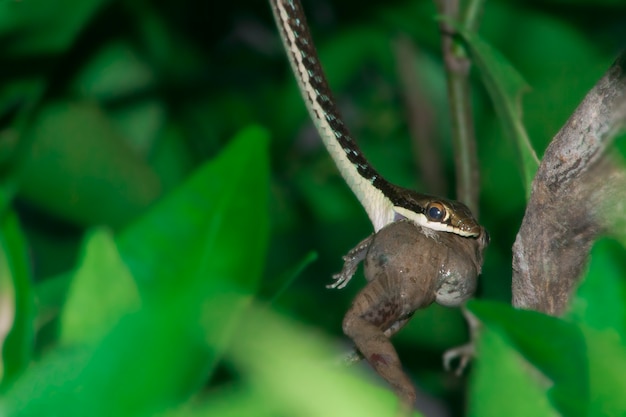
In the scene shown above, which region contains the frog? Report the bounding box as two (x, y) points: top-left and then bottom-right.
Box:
(330, 219), (489, 411)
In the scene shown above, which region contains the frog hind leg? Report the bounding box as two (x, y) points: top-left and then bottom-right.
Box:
(342, 279), (416, 410)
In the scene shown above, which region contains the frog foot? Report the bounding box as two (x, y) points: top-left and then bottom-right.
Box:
(327, 234), (373, 289)
(443, 342), (475, 376)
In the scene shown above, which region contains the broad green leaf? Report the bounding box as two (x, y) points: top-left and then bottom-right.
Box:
(124, 0), (206, 80)
(451, 22), (539, 197)
(2, 346), (92, 407)
(0, 0), (110, 55)
(18, 100), (162, 229)
(148, 123), (195, 193)
(469, 301), (588, 417)
(72, 41), (156, 101)
(468, 326), (559, 417)
(566, 238), (626, 341)
(0, 211), (34, 386)
(34, 272), (72, 338)
(5, 127), (271, 416)
(59, 229), (140, 345)
(264, 250), (318, 304)
(226, 302), (416, 417)
(70, 39), (166, 158)
(6, 292), (209, 417)
(565, 239), (626, 415)
(117, 126), (269, 292)
(161, 301), (420, 417)
(110, 100), (166, 156)
(158, 384), (281, 417)
(583, 326), (626, 416)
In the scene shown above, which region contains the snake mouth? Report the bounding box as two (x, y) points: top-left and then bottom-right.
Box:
(393, 206), (481, 238)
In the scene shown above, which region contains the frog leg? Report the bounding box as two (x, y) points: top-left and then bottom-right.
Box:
(342, 278), (417, 410)
(342, 315), (413, 365)
(327, 234), (374, 289)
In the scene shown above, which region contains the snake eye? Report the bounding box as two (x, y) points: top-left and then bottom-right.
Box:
(426, 202), (446, 222)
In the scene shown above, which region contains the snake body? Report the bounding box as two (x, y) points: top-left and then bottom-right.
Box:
(270, 0), (481, 237)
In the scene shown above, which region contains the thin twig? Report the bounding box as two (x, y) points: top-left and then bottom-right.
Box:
(512, 53), (626, 315)
(393, 36), (446, 196)
(434, 0), (482, 215)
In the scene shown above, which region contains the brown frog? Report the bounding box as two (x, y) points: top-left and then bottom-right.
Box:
(332, 219), (488, 410)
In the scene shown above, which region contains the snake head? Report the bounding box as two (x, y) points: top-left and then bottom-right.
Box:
(431, 198), (483, 238)
(390, 187), (485, 238)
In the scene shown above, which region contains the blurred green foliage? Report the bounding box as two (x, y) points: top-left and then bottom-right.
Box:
(0, 0), (625, 416)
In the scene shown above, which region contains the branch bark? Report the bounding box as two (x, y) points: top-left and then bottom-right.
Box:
(512, 52), (626, 315)
(435, 0), (482, 215)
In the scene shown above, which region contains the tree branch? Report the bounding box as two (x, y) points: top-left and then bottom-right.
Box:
(435, 0), (482, 215)
(512, 52), (626, 315)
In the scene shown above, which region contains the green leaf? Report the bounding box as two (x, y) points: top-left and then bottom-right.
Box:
(4, 127), (271, 416)
(117, 125), (270, 292)
(226, 302), (415, 417)
(18, 100), (162, 229)
(583, 326), (626, 416)
(564, 239), (626, 415)
(59, 229), (140, 345)
(264, 251), (318, 304)
(0, 211), (34, 386)
(72, 41), (156, 101)
(34, 272), (72, 338)
(468, 325), (559, 417)
(450, 21), (539, 197)
(0, 0), (111, 55)
(158, 384), (282, 417)
(566, 238), (626, 341)
(469, 301), (588, 417)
